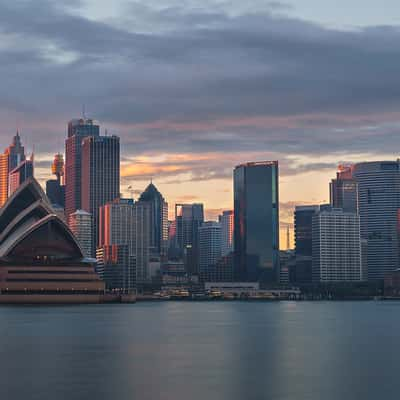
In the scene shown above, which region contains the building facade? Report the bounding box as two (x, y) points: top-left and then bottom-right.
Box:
(0, 132), (26, 207)
(234, 161), (280, 284)
(175, 203), (204, 275)
(312, 208), (362, 283)
(8, 159), (34, 196)
(219, 210), (234, 257)
(81, 135), (120, 257)
(293, 205), (320, 284)
(199, 221), (222, 282)
(330, 164), (358, 213)
(65, 118), (100, 219)
(138, 183), (168, 258)
(98, 198), (150, 288)
(69, 209), (92, 258)
(352, 161), (400, 280)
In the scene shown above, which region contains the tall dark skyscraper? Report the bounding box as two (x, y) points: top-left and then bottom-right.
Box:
(139, 182), (168, 258)
(65, 118), (100, 219)
(81, 134), (120, 257)
(330, 164), (358, 213)
(234, 161), (280, 284)
(352, 161), (400, 280)
(293, 205), (320, 284)
(175, 203), (204, 275)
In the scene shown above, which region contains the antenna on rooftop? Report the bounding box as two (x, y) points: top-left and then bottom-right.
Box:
(82, 104), (86, 119)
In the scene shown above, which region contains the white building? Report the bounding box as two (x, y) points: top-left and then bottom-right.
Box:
(199, 221), (222, 281)
(69, 209), (92, 258)
(312, 207), (362, 282)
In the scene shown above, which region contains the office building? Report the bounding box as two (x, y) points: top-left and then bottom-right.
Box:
(81, 134), (120, 256)
(312, 207), (362, 282)
(175, 203), (204, 274)
(138, 182), (168, 258)
(330, 164), (358, 213)
(65, 118), (99, 219)
(0, 132), (26, 207)
(293, 205), (320, 284)
(219, 210), (234, 256)
(46, 153), (65, 208)
(8, 158), (34, 196)
(69, 209), (92, 258)
(234, 161), (280, 284)
(352, 161), (400, 280)
(96, 245), (136, 293)
(98, 198), (150, 288)
(199, 221), (222, 282)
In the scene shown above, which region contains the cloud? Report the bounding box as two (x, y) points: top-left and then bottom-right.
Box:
(1, 0), (400, 189)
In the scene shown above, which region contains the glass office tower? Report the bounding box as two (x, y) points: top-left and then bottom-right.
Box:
(234, 161), (280, 284)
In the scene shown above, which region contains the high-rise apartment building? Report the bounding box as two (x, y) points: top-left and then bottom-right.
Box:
(138, 183), (168, 258)
(234, 161), (280, 284)
(330, 164), (358, 213)
(312, 207), (362, 282)
(65, 118), (99, 218)
(81, 135), (120, 257)
(199, 221), (222, 282)
(175, 203), (204, 274)
(8, 159), (34, 196)
(352, 161), (400, 280)
(0, 132), (26, 207)
(219, 210), (234, 256)
(69, 209), (92, 258)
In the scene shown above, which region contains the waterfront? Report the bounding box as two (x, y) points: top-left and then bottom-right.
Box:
(1, 301), (399, 400)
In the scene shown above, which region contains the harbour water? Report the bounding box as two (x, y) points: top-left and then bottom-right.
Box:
(1, 301), (399, 400)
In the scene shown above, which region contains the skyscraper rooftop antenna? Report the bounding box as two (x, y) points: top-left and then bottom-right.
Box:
(82, 104), (86, 119)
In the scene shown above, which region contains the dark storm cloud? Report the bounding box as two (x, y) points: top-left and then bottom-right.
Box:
(1, 0), (400, 161)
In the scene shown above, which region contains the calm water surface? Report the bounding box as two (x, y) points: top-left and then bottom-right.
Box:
(0, 301), (399, 400)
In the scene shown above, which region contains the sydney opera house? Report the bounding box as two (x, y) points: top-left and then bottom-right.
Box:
(0, 178), (105, 303)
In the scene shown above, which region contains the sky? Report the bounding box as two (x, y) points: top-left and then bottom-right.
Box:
(2, 0), (400, 248)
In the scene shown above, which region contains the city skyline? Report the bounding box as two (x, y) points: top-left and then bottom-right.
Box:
(3, 1), (400, 248)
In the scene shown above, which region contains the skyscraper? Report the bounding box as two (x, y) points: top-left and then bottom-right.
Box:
(199, 221), (222, 282)
(293, 205), (320, 284)
(312, 207), (362, 282)
(69, 209), (92, 258)
(330, 164), (358, 213)
(98, 198), (137, 291)
(98, 198), (150, 287)
(46, 153), (65, 208)
(175, 203), (204, 274)
(234, 161), (280, 284)
(81, 135), (120, 257)
(65, 118), (100, 219)
(0, 132), (26, 207)
(352, 161), (400, 280)
(138, 182), (168, 258)
(219, 210), (234, 256)
(8, 159), (34, 196)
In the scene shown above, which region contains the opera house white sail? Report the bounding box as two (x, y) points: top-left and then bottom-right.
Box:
(0, 178), (105, 303)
